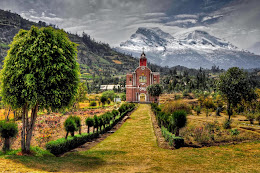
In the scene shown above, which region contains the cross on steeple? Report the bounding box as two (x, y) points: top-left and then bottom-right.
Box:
(142, 47), (145, 53)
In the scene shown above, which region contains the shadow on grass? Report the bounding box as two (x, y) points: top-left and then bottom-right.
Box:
(6, 152), (106, 172)
(5, 149), (127, 172)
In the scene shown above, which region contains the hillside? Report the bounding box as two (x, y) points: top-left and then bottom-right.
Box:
(0, 9), (141, 82)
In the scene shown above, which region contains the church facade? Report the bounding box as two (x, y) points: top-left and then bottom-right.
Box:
(126, 51), (160, 103)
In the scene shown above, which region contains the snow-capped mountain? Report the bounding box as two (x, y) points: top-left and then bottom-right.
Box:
(116, 27), (260, 69)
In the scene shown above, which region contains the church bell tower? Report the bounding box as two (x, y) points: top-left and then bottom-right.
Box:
(139, 49), (147, 66)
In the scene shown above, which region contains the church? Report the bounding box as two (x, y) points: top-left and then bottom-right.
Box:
(126, 51), (160, 103)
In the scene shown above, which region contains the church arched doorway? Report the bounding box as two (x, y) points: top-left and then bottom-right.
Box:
(139, 93), (146, 102)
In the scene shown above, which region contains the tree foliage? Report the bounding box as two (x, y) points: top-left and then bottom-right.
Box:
(147, 84), (163, 97)
(218, 67), (256, 119)
(0, 26), (79, 153)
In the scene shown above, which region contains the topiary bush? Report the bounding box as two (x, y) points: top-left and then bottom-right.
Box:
(86, 117), (94, 133)
(64, 117), (78, 139)
(71, 116), (81, 134)
(0, 121), (18, 151)
(89, 101), (97, 107)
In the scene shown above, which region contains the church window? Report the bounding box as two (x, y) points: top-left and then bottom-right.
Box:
(139, 76), (147, 83)
(130, 77), (132, 82)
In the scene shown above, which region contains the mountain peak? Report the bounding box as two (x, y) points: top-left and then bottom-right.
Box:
(117, 27), (260, 69)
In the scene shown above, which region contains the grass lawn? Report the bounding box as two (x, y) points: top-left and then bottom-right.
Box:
(0, 104), (259, 172)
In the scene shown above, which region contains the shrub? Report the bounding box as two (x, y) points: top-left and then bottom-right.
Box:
(162, 101), (191, 114)
(223, 118), (232, 129)
(256, 113), (260, 125)
(112, 110), (119, 119)
(194, 106), (201, 115)
(230, 128), (240, 136)
(71, 116), (81, 134)
(0, 121), (18, 151)
(89, 101), (97, 107)
(246, 113), (255, 124)
(161, 126), (184, 149)
(85, 117), (94, 133)
(170, 110), (187, 136)
(120, 93), (126, 101)
(64, 117), (78, 139)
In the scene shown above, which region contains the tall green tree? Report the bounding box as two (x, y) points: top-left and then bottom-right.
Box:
(218, 67), (256, 120)
(147, 84), (163, 102)
(0, 26), (79, 154)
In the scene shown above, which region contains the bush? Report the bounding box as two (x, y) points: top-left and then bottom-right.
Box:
(71, 116), (81, 134)
(0, 121), (18, 151)
(170, 110), (187, 136)
(230, 128), (240, 136)
(112, 110), (119, 119)
(246, 113), (255, 124)
(120, 93), (126, 101)
(194, 106), (201, 115)
(223, 118), (232, 129)
(256, 113), (260, 125)
(64, 117), (78, 139)
(161, 126), (184, 149)
(162, 101), (191, 114)
(89, 101), (97, 107)
(85, 117), (94, 133)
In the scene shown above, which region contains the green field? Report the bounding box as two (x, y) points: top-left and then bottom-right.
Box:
(0, 104), (259, 172)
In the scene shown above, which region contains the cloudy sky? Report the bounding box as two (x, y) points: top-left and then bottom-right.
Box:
(0, 0), (260, 49)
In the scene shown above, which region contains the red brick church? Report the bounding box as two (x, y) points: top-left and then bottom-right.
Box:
(126, 51), (160, 103)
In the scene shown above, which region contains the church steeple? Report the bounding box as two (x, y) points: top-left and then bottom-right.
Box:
(140, 48), (147, 66)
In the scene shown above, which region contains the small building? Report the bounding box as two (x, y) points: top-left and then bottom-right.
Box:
(100, 85), (121, 91)
(126, 51), (160, 103)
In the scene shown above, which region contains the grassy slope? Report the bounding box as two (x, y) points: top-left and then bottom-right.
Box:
(0, 104), (260, 172)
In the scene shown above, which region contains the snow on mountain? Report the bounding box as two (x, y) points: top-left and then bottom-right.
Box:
(116, 27), (260, 69)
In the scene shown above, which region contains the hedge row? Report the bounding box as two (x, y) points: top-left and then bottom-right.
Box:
(161, 126), (184, 149)
(151, 103), (184, 148)
(46, 103), (135, 156)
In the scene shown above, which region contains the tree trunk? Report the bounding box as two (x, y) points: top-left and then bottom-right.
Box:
(3, 137), (10, 152)
(227, 102), (232, 120)
(175, 127), (179, 136)
(21, 104), (27, 153)
(71, 131), (74, 137)
(93, 126), (95, 133)
(65, 132), (69, 139)
(21, 103), (38, 154)
(79, 126), (81, 135)
(25, 104), (38, 153)
(88, 126), (90, 133)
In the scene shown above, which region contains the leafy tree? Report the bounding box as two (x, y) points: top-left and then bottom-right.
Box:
(147, 84), (163, 102)
(0, 26), (79, 153)
(218, 67), (256, 120)
(102, 90), (116, 101)
(169, 110), (187, 136)
(73, 82), (88, 109)
(0, 121), (18, 151)
(85, 117), (94, 133)
(120, 93), (126, 101)
(100, 95), (107, 106)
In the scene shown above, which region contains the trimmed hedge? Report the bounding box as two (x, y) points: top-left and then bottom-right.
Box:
(46, 103), (135, 156)
(161, 126), (184, 149)
(151, 103), (185, 149)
